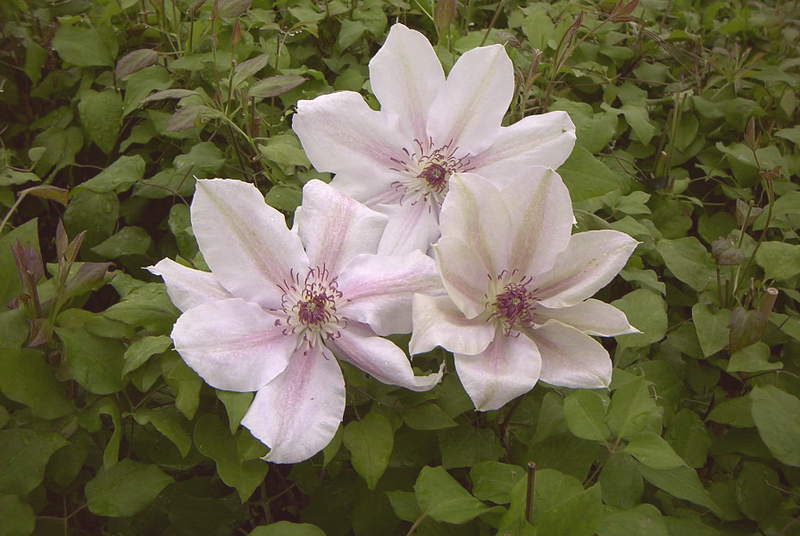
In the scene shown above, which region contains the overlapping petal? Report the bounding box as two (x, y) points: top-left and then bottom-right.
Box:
(330, 324), (442, 392)
(242, 345), (345, 464)
(529, 320), (613, 389)
(409, 294), (495, 356)
(337, 251), (441, 335)
(537, 299), (639, 337)
(434, 236), (491, 319)
(369, 23), (445, 141)
(171, 298), (295, 392)
(454, 330), (542, 411)
(439, 173), (511, 276)
(293, 91), (406, 176)
(295, 180), (387, 274)
(426, 45), (514, 154)
(501, 167), (573, 276)
(191, 179), (308, 308)
(376, 202), (440, 256)
(469, 111), (576, 176)
(535, 230), (639, 308)
(146, 258), (231, 312)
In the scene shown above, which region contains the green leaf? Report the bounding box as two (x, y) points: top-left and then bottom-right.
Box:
(217, 390), (255, 433)
(636, 464), (720, 514)
(707, 396), (754, 427)
(599, 453), (643, 508)
(755, 241), (800, 281)
(597, 504), (669, 536)
(123, 66), (172, 116)
(0, 429), (67, 495)
(265, 184), (303, 213)
(337, 20), (367, 50)
(0, 494), (35, 536)
(85, 458), (173, 517)
(470, 462), (525, 504)
(656, 238), (715, 291)
(115, 48), (159, 80)
(608, 376), (661, 439)
(750, 385), (800, 466)
(386, 490), (421, 522)
(665, 409), (710, 468)
(624, 432), (686, 469)
(612, 289), (668, 348)
(248, 522), (326, 536)
(691, 304), (731, 357)
(79, 397), (123, 468)
(403, 403), (458, 431)
(0, 219), (39, 307)
(78, 90), (122, 154)
(52, 26), (114, 67)
(63, 190), (119, 249)
(134, 406), (192, 457)
(123, 335), (172, 375)
(0, 348), (73, 419)
(438, 426), (504, 468)
(343, 411), (393, 489)
(162, 352), (202, 419)
(0, 309), (28, 348)
(92, 226), (152, 259)
(563, 390), (611, 441)
(193, 414), (268, 501)
(78, 155), (145, 194)
(735, 461), (781, 522)
(55, 326), (125, 394)
(558, 146), (624, 202)
(728, 342), (782, 373)
(414, 466), (491, 524)
(259, 135), (311, 169)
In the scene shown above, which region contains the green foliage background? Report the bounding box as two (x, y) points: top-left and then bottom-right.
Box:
(1, 0), (799, 534)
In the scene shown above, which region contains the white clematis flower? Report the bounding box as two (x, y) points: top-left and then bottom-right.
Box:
(292, 23), (576, 255)
(410, 170), (639, 411)
(149, 179), (443, 463)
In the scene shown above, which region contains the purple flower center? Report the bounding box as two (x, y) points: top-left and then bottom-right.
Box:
(277, 266), (346, 345)
(418, 163), (448, 190)
(486, 272), (538, 334)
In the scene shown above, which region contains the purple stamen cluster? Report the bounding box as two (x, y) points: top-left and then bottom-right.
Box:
(277, 266), (346, 345)
(486, 272), (538, 335)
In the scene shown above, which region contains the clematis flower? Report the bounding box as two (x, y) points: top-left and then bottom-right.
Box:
(410, 170), (639, 411)
(292, 23), (576, 255)
(149, 179), (443, 463)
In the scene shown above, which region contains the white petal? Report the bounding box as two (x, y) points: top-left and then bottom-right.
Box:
(292, 91), (407, 175)
(426, 45), (514, 154)
(455, 329), (542, 411)
(338, 251), (442, 336)
(242, 344), (345, 464)
(409, 293), (495, 356)
(147, 258), (231, 312)
(191, 179), (308, 308)
(376, 201), (441, 255)
(439, 173), (511, 277)
(328, 169), (401, 206)
(171, 298), (296, 392)
(529, 320), (612, 389)
(501, 167), (574, 276)
(470, 111), (577, 175)
(434, 236), (491, 319)
(537, 299), (639, 337)
(369, 23), (445, 141)
(295, 180), (387, 273)
(536, 230), (639, 308)
(330, 324), (442, 392)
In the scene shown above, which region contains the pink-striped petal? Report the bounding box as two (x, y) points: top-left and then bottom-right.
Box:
(242, 344), (345, 463)
(171, 298), (296, 392)
(147, 258), (231, 312)
(329, 323), (442, 392)
(410, 293), (495, 356)
(537, 299), (639, 337)
(295, 180), (387, 274)
(529, 320), (613, 389)
(191, 179), (308, 308)
(454, 329), (542, 411)
(338, 251), (442, 336)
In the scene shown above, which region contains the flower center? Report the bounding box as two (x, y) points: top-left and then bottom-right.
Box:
(276, 266), (347, 346)
(485, 270), (538, 335)
(389, 138), (473, 209)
